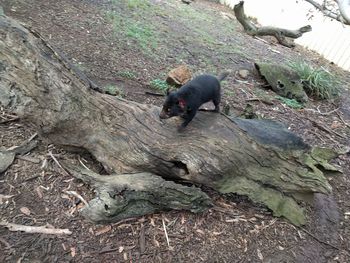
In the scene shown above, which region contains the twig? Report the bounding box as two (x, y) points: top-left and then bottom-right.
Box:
(211, 206), (240, 217)
(112, 217), (138, 227)
(64, 190), (89, 206)
(23, 175), (40, 182)
(246, 97), (274, 105)
(309, 130), (325, 143)
(145, 91), (165, 97)
(305, 117), (346, 139)
(304, 107), (339, 115)
(0, 117), (19, 124)
(2, 113), (18, 118)
(0, 221), (72, 235)
(48, 151), (70, 176)
(16, 155), (41, 164)
(139, 223), (146, 254)
(299, 227), (341, 251)
(162, 218), (170, 248)
(336, 111), (350, 128)
(267, 47), (281, 54)
(0, 237), (12, 249)
(7, 133), (38, 155)
(178, 39), (196, 58)
(78, 156), (91, 171)
(99, 247), (119, 254)
(28, 133), (38, 142)
(254, 36), (270, 44)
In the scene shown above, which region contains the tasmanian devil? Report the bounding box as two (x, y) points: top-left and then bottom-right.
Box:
(159, 72), (229, 131)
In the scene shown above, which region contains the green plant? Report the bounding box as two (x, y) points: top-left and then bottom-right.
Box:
(127, 0), (150, 9)
(104, 85), (123, 97)
(275, 96), (304, 109)
(118, 71), (136, 79)
(289, 61), (340, 100)
(126, 23), (157, 51)
(150, 79), (170, 91)
(106, 10), (118, 22)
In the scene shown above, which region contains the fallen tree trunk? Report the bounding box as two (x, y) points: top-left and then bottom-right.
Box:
(234, 1), (312, 48)
(0, 14), (337, 226)
(67, 165), (212, 223)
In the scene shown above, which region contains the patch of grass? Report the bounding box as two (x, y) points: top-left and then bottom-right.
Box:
(106, 10), (116, 21)
(289, 61), (340, 100)
(126, 23), (157, 51)
(118, 71), (136, 79)
(275, 96), (304, 109)
(150, 79), (170, 92)
(106, 10), (122, 28)
(126, 0), (150, 9)
(104, 85), (123, 97)
(105, 9), (158, 54)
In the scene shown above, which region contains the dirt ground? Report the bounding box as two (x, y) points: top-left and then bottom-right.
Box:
(0, 0), (350, 262)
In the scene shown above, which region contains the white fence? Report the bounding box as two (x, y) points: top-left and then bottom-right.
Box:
(220, 0), (350, 71)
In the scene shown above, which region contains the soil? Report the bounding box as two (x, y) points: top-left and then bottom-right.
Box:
(0, 0), (350, 262)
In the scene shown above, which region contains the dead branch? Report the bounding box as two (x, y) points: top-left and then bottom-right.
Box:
(304, 0), (350, 25)
(234, 1), (312, 47)
(0, 221), (72, 235)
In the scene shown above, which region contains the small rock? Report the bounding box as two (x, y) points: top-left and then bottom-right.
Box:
(238, 69), (249, 79)
(181, 0), (192, 4)
(166, 65), (192, 86)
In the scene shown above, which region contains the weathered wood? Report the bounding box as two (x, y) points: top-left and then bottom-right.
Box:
(234, 1), (312, 48)
(0, 14), (337, 225)
(0, 135), (37, 173)
(67, 165), (212, 223)
(255, 62), (308, 103)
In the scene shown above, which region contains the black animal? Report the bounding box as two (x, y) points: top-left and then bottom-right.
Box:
(159, 72), (229, 131)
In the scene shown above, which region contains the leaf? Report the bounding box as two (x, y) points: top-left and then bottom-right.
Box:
(20, 207), (31, 216)
(35, 187), (43, 199)
(330, 121), (342, 129)
(0, 194), (14, 205)
(257, 248), (263, 261)
(95, 225), (112, 236)
(196, 229), (205, 235)
(70, 247), (76, 258)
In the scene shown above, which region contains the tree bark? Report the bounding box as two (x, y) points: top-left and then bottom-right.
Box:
(67, 165), (212, 223)
(0, 14), (337, 226)
(234, 1), (312, 47)
(304, 0), (350, 25)
(337, 0), (350, 24)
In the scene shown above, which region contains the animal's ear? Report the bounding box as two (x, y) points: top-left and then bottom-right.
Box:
(178, 98), (186, 109)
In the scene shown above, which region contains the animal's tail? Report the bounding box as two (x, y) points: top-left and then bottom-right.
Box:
(218, 71), (230, 81)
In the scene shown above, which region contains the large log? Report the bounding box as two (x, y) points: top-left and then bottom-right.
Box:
(0, 15), (336, 225)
